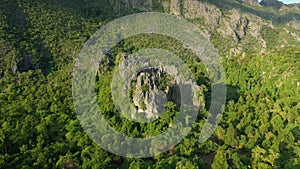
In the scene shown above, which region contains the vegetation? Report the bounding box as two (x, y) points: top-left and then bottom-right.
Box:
(0, 0), (299, 168)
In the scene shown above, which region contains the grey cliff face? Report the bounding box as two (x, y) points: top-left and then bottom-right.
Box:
(168, 0), (270, 55)
(132, 68), (176, 119)
(101, 0), (299, 56)
(116, 54), (204, 120)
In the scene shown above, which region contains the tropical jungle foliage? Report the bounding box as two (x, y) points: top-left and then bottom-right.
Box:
(0, 0), (300, 168)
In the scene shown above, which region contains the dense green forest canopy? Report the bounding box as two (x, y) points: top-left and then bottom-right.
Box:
(0, 0), (300, 168)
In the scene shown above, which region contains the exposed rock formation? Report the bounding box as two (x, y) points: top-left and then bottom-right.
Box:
(236, 0), (260, 6)
(288, 19), (300, 30)
(170, 0), (222, 25)
(167, 0), (272, 55)
(106, 0), (299, 56)
(116, 54), (204, 120)
(132, 68), (180, 118)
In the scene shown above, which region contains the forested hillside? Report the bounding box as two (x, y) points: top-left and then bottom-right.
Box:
(0, 0), (300, 168)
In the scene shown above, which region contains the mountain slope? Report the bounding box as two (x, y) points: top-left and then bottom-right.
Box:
(165, 0), (300, 55)
(0, 0), (300, 169)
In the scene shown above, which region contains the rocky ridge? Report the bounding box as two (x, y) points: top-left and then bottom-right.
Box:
(115, 54), (204, 120)
(117, 0), (300, 56)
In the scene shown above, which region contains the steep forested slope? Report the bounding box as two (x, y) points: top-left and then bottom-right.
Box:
(0, 0), (299, 168)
